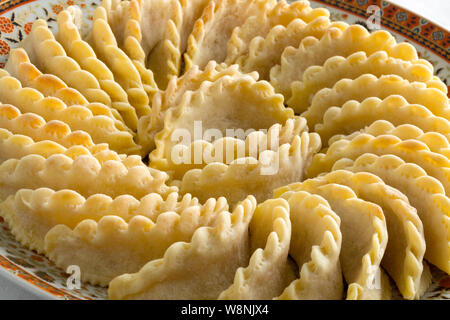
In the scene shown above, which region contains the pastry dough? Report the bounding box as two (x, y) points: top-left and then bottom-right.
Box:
(275, 191), (344, 300)
(236, 17), (347, 80)
(123, 0), (182, 89)
(99, 0), (159, 99)
(18, 19), (117, 110)
(5, 48), (89, 106)
(225, 0), (329, 64)
(315, 96), (450, 147)
(149, 74), (294, 171)
(332, 154), (450, 274)
(219, 198), (292, 299)
(180, 132), (321, 206)
(108, 196), (256, 299)
(274, 181), (390, 299)
(0, 73), (140, 154)
(279, 170), (427, 299)
(0, 189), (197, 256)
(0, 103), (109, 152)
(88, 6), (149, 127)
(151, 116), (307, 180)
(307, 133), (450, 195)
(303, 74), (450, 128)
(0, 153), (175, 201)
(289, 50), (436, 114)
(329, 120), (450, 158)
(0, 128), (115, 165)
(184, 0), (276, 70)
(56, 7), (140, 130)
(137, 62), (256, 154)
(270, 24), (430, 101)
(43, 193), (228, 286)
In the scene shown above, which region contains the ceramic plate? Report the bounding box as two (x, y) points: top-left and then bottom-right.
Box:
(0, 0), (449, 300)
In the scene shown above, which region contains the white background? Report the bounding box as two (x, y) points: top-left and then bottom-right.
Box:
(389, 0), (450, 30)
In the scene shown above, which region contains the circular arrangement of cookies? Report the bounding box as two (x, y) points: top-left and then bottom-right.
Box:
(0, 0), (448, 300)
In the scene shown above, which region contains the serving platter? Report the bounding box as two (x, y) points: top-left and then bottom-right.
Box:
(0, 0), (448, 300)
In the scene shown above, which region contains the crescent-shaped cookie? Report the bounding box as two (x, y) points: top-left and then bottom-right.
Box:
(137, 62), (255, 154)
(151, 116), (307, 180)
(5, 48), (89, 107)
(279, 170), (428, 299)
(0, 73), (139, 154)
(56, 7), (140, 130)
(219, 198), (292, 299)
(275, 191), (344, 300)
(289, 50), (437, 113)
(328, 120), (450, 158)
(108, 196), (256, 299)
(179, 132), (321, 206)
(99, 0), (159, 99)
(315, 96), (450, 147)
(184, 0), (276, 70)
(225, 0), (329, 64)
(149, 74), (294, 170)
(307, 134), (450, 195)
(332, 154), (450, 275)
(0, 153), (175, 201)
(43, 193), (228, 285)
(270, 24), (430, 101)
(303, 74), (449, 128)
(275, 181), (390, 299)
(236, 17), (347, 80)
(87, 6), (149, 126)
(18, 19), (117, 110)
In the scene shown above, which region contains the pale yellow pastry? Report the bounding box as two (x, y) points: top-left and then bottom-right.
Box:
(149, 74), (294, 172)
(5, 49), (89, 106)
(99, 0), (159, 98)
(43, 193), (227, 286)
(278, 170), (428, 299)
(303, 74), (450, 128)
(307, 133), (450, 195)
(236, 17), (347, 80)
(87, 6), (149, 127)
(18, 19), (116, 109)
(0, 128), (117, 165)
(0, 153), (175, 201)
(180, 131), (321, 206)
(137, 61), (256, 153)
(275, 191), (344, 300)
(119, 0), (182, 89)
(289, 50), (437, 113)
(184, 0), (276, 70)
(151, 116), (307, 180)
(315, 96), (450, 147)
(0, 103), (110, 152)
(333, 154), (450, 274)
(56, 7), (140, 130)
(0, 190), (187, 254)
(219, 198), (292, 299)
(0, 72), (139, 154)
(275, 181), (390, 299)
(108, 196), (256, 299)
(329, 120), (450, 158)
(270, 24), (429, 101)
(225, 0), (329, 64)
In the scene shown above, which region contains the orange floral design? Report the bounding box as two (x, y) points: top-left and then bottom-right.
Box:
(67, 0), (75, 5)
(0, 17), (14, 34)
(24, 22), (33, 35)
(0, 40), (10, 56)
(52, 4), (64, 15)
